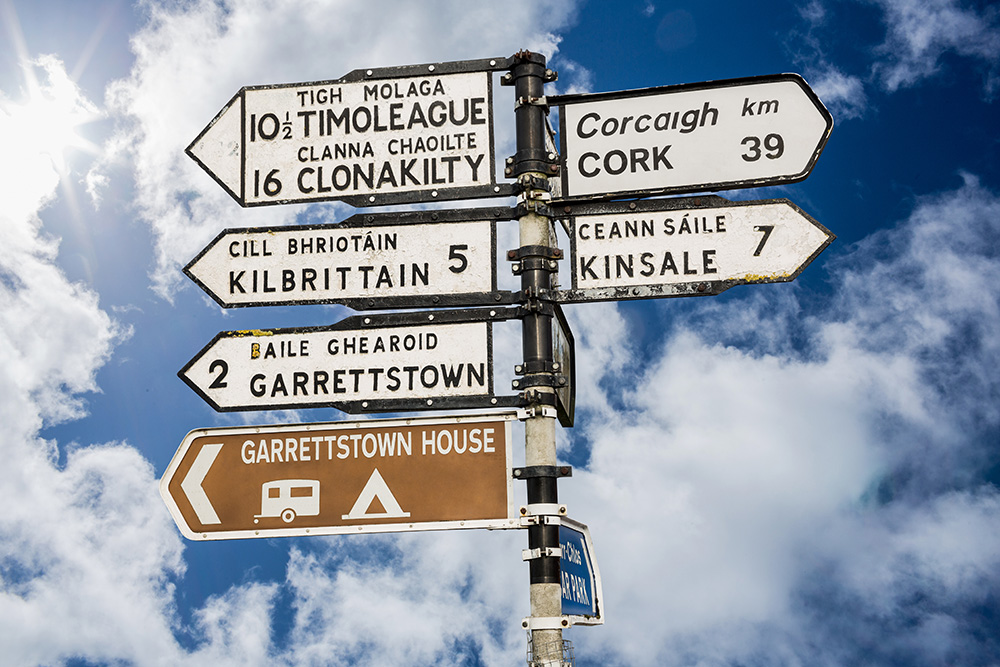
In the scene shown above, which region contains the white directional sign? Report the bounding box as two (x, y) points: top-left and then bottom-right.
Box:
(184, 207), (516, 309)
(187, 57), (515, 208)
(160, 412), (520, 540)
(554, 195), (834, 303)
(179, 308), (522, 413)
(552, 73), (833, 202)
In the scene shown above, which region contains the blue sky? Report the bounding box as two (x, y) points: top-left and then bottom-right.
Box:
(1, 0), (999, 665)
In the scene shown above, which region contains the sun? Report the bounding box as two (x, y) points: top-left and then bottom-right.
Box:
(7, 54), (103, 176)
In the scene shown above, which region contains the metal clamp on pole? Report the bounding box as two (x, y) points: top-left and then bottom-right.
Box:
(519, 514), (562, 527)
(518, 405), (559, 420)
(513, 465), (573, 479)
(520, 286), (559, 304)
(520, 503), (567, 518)
(515, 360), (564, 375)
(513, 174), (552, 196)
(514, 95), (549, 110)
(522, 546), (563, 560)
(512, 375), (567, 390)
(522, 617), (571, 631)
(513, 199), (558, 221)
(520, 389), (558, 409)
(508, 245), (564, 261)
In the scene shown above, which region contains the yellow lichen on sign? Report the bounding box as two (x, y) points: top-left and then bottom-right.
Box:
(740, 272), (793, 283)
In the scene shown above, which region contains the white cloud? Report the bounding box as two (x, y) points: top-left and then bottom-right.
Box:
(188, 581), (281, 666)
(795, 0), (1000, 118)
(102, 0), (581, 299)
(799, 0), (826, 26)
(871, 0), (1000, 96)
(808, 65), (867, 120)
(0, 56), (188, 666)
(282, 534), (525, 665)
(556, 174), (1000, 664)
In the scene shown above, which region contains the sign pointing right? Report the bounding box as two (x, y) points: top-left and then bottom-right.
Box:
(551, 73), (833, 202)
(554, 195), (834, 303)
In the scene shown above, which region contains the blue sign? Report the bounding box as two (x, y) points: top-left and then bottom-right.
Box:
(559, 518), (602, 622)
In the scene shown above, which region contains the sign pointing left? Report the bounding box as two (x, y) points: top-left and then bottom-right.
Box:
(179, 308), (522, 414)
(160, 413), (520, 540)
(184, 207), (516, 310)
(187, 57), (516, 208)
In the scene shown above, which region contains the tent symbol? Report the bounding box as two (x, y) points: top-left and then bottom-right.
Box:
(343, 468), (410, 520)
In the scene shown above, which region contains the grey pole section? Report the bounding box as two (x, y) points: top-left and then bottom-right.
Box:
(504, 51), (564, 666)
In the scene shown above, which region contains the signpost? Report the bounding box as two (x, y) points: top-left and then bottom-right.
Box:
(184, 207), (517, 309)
(187, 57), (516, 208)
(178, 308), (522, 414)
(551, 73), (833, 202)
(160, 412), (520, 540)
(177, 50), (838, 665)
(554, 195), (834, 303)
(559, 518), (603, 625)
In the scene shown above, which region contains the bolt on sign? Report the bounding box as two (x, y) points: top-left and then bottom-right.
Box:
(159, 412), (520, 540)
(187, 57), (516, 208)
(184, 207), (517, 310)
(553, 195), (834, 303)
(551, 73), (833, 202)
(179, 308), (523, 414)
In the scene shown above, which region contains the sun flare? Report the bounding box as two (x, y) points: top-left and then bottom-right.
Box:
(6, 55), (102, 176)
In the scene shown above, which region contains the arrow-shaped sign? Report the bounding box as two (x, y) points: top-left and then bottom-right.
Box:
(179, 308), (523, 414)
(187, 57), (516, 208)
(553, 195), (834, 303)
(551, 73), (833, 202)
(184, 207), (516, 310)
(159, 413), (520, 540)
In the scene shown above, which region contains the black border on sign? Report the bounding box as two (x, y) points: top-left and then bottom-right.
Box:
(550, 73), (834, 203)
(183, 206), (520, 310)
(553, 195), (835, 304)
(205, 57), (518, 208)
(178, 307), (526, 414)
(552, 304), (575, 428)
(185, 90), (245, 204)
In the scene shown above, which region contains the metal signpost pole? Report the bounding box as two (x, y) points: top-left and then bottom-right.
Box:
(506, 51), (565, 666)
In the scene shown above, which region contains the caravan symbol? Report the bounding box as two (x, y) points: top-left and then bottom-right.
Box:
(254, 479), (320, 524)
